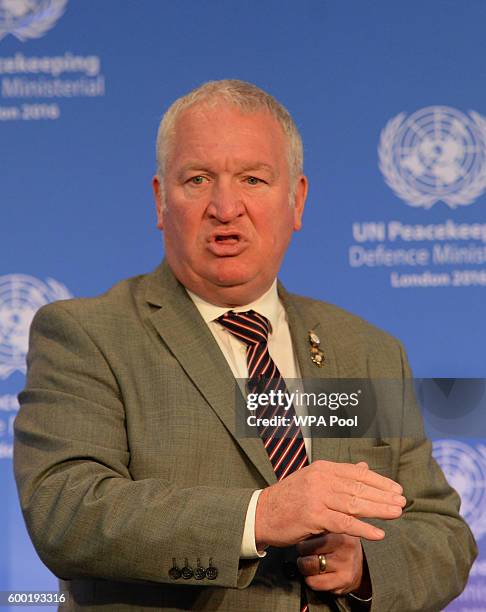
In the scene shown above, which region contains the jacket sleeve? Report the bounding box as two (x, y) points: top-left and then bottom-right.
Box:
(360, 343), (478, 612)
(13, 302), (260, 588)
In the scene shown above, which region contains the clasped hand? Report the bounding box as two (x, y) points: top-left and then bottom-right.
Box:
(255, 460), (406, 593)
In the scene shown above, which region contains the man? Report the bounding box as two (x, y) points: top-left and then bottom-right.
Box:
(14, 80), (476, 611)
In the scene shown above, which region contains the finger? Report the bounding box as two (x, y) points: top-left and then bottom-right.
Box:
(321, 486), (404, 520)
(297, 554), (334, 577)
(332, 476), (406, 508)
(319, 508), (385, 540)
(296, 534), (328, 556)
(305, 572), (356, 593)
(325, 490), (403, 520)
(330, 461), (403, 494)
(296, 533), (348, 556)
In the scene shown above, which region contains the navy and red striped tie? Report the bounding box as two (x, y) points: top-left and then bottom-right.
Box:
(217, 309), (308, 479)
(217, 309), (310, 611)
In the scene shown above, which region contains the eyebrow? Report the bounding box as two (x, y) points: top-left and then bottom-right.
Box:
(176, 161), (278, 180)
(239, 163), (278, 179)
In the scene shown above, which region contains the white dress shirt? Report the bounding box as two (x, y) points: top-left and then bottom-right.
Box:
(187, 281), (310, 558)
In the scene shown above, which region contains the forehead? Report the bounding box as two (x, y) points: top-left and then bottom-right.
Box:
(167, 103), (288, 170)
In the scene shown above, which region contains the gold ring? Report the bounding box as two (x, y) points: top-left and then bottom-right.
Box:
(318, 553), (327, 573)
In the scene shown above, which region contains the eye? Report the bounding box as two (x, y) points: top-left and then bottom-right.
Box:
(189, 176), (208, 185)
(245, 176), (262, 185)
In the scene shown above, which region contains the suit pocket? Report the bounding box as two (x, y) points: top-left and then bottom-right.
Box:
(348, 443), (394, 478)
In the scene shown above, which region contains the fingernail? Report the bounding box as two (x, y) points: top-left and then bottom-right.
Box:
(374, 527), (385, 538)
(393, 494), (406, 505)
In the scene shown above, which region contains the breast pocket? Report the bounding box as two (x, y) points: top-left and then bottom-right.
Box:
(348, 442), (394, 478)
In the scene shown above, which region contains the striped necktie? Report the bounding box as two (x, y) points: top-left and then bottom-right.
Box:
(218, 310), (311, 611)
(217, 310), (308, 480)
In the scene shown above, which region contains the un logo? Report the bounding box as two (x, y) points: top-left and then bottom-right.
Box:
(379, 106), (486, 208)
(433, 439), (486, 543)
(0, 0), (67, 42)
(0, 274), (72, 379)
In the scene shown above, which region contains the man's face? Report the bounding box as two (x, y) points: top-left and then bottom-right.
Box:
(153, 104), (307, 306)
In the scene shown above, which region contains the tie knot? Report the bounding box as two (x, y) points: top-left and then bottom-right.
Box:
(217, 309), (270, 346)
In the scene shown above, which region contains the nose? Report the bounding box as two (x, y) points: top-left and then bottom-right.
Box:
(206, 179), (244, 223)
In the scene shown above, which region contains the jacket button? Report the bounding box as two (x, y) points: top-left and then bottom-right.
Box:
(206, 558), (218, 580)
(181, 559), (193, 579)
(194, 559), (206, 580)
(205, 566), (218, 580)
(282, 561), (298, 579)
(168, 558), (181, 580)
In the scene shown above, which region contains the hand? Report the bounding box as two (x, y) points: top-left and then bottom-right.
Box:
(296, 533), (368, 596)
(255, 460), (406, 549)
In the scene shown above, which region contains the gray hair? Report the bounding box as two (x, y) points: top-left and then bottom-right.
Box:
(155, 79), (304, 199)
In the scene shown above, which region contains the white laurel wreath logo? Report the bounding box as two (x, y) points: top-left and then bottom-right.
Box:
(433, 440), (486, 543)
(378, 109), (486, 209)
(0, 0), (67, 42)
(0, 274), (72, 379)
(41, 277), (72, 300)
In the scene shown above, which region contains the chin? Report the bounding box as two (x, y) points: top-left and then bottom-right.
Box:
(200, 258), (276, 300)
(210, 271), (253, 288)
(203, 259), (250, 285)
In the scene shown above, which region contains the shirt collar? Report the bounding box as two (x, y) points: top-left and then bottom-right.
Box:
(186, 280), (280, 333)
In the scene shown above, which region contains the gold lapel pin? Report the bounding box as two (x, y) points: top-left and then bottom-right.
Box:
(308, 330), (325, 367)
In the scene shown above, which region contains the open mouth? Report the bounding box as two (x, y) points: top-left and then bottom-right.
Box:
(207, 231), (247, 256)
(215, 234), (239, 244)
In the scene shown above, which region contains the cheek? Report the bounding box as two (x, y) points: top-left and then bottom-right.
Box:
(164, 206), (202, 241)
(270, 214), (295, 246)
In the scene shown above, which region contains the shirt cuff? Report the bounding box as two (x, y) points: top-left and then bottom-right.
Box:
(347, 592), (372, 604)
(240, 489), (267, 559)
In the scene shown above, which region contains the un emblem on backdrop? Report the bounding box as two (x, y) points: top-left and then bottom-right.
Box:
(0, 274), (72, 379)
(379, 106), (486, 209)
(433, 439), (486, 543)
(0, 0), (67, 41)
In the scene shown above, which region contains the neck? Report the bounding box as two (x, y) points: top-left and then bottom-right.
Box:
(183, 279), (276, 308)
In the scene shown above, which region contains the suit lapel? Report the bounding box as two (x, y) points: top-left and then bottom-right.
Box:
(143, 262), (277, 485)
(278, 284), (344, 464)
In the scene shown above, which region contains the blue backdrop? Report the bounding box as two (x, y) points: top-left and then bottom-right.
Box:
(1, 1), (485, 609)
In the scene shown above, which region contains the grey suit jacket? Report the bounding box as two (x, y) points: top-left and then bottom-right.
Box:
(14, 261), (477, 611)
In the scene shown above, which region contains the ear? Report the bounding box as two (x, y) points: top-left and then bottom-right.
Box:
(152, 175), (164, 230)
(292, 175), (308, 231)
